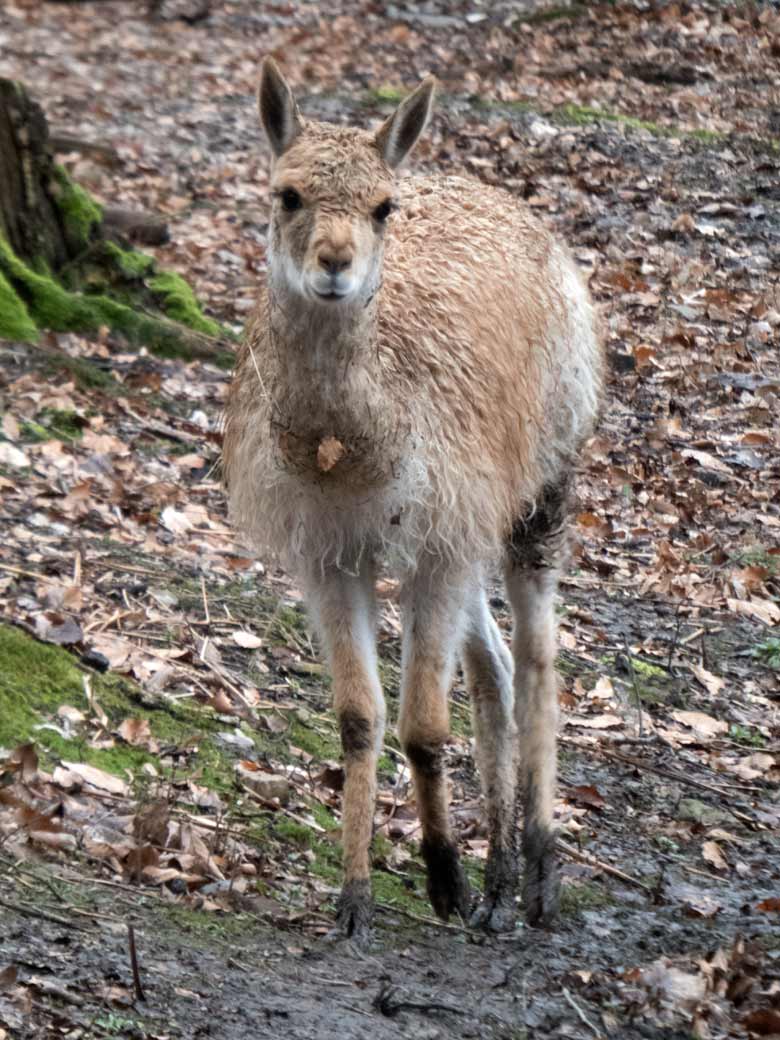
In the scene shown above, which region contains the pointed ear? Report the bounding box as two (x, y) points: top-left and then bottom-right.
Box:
(258, 57), (303, 158)
(374, 77), (436, 169)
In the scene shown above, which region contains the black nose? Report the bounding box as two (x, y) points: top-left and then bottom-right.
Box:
(318, 252), (352, 274)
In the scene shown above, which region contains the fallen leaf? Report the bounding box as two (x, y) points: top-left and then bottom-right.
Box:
(727, 597), (780, 625)
(568, 713), (623, 729)
(568, 784), (606, 811)
(671, 710), (728, 739)
(317, 436), (344, 472)
(232, 629), (263, 649)
(57, 761), (128, 796)
(702, 840), (728, 871)
(690, 665), (725, 698)
(0, 443), (29, 468)
(117, 717), (155, 749)
(742, 1009), (780, 1035)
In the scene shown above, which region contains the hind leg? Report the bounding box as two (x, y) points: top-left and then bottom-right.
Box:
(463, 587), (519, 932)
(506, 482), (570, 927)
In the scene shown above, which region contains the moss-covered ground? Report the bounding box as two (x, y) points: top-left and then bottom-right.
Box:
(0, 166), (231, 362)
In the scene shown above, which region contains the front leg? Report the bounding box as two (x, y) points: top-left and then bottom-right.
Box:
(398, 568), (471, 922)
(306, 562), (385, 946)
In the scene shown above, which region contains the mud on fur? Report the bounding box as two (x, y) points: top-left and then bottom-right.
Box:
(223, 59), (604, 946)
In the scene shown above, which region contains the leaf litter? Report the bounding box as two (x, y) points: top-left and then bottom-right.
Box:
(0, 0), (779, 1037)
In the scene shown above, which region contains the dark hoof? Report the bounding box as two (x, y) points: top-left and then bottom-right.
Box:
(421, 839), (472, 921)
(470, 891), (517, 933)
(523, 835), (559, 928)
(334, 878), (373, 948)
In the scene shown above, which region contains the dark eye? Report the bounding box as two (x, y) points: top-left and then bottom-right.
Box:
(372, 199), (394, 222)
(279, 188), (302, 212)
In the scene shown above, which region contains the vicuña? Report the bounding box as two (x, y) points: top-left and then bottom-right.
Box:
(224, 59), (603, 945)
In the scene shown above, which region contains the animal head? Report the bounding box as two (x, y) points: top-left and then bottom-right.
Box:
(258, 59), (435, 308)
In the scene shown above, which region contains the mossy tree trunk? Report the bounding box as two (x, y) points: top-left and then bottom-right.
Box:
(0, 80), (72, 272)
(0, 78), (232, 364)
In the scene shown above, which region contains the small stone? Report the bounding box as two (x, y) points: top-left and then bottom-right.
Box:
(215, 730), (256, 754)
(235, 763), (290, 804)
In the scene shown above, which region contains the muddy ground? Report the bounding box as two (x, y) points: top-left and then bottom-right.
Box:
(1, 0), (779, 1037)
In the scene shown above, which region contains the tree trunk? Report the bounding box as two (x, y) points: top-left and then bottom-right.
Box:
(0, 78), (232, 363)
(0, 79), (70, 271)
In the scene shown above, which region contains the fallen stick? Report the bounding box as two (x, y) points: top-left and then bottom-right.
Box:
(128, 923), (145, 1002)
(556, 839), (652, 892)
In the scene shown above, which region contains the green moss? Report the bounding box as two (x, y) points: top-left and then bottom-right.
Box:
(555, 103), (663, 134)
(288, 714), (341, 760)
(728, 723), (766, 748)
(148, 272), (222, 337)
(52, 165), (102, 248)
(560, 880), (613, 915)
(0, 268), (38, 341)
(103, 241), (155, 280)
(366, 85), (405, 105)
(46, 354), (118, 392)
(274, 818), (313, 848)
(753, 637), (780, 669)
(24, 408), (84, 443)
(371, 868), (429, 913)
(0, 236), (214, 361)
(0, 623), (241, 794)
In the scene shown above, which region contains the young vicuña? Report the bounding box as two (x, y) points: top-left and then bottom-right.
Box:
(223, 59), (603, 945)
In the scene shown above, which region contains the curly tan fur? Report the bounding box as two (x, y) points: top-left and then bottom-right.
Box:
(223, 60), (603, 943)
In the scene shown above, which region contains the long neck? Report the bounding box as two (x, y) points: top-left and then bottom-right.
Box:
(264, 280), (402, 486)
(270, 289), (378, 369)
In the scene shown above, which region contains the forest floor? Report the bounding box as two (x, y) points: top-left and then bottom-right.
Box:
(0, 1), (779, 1038)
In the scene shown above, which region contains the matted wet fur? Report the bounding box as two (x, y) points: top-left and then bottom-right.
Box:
(223, 59), (603, 945)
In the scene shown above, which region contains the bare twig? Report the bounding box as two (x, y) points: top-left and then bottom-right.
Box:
(556, 839), (652, 892)
(621, 631), (645, 739)
(603, 748), (762, 809)
(128, 923), (145, 1002)
(239, 782), (326, 833)
(0, 895), (87, 930)
(200, 575), (210, 625)
(562, 987), (602, 1038)
(375, 901), (472, 934)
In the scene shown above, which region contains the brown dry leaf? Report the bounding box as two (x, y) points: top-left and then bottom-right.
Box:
(742, 1009), (780, 1035)
(316, 436), (344, 472)
(0, 966), (18, 991)
(756, 898), (780, 913)
(642, 959), (708, 1007)
(1, 414), (20, 440)
(702, 840), (728, 871)
(258, 712), (289, 735)
(29, 830), (77, 851)
(232, 629), (263, 649)
(691, 665), (725, 698)
(9, 743), (38, 783)
(727, 597), (780, 625)
(57, 761), (128, 796)
(671, 710), (728, 739)
(90, 634), (133, 669)
(34, 612), (83, 646)
(206, 689), (238, 715)
(134, 799), (171, 847)
(568, 713), (622, 729)
(117, 717), (154, 748)
(681, 448), (732, 474)
(173, 453), (206, 470)
(568, 784), (606, 811)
